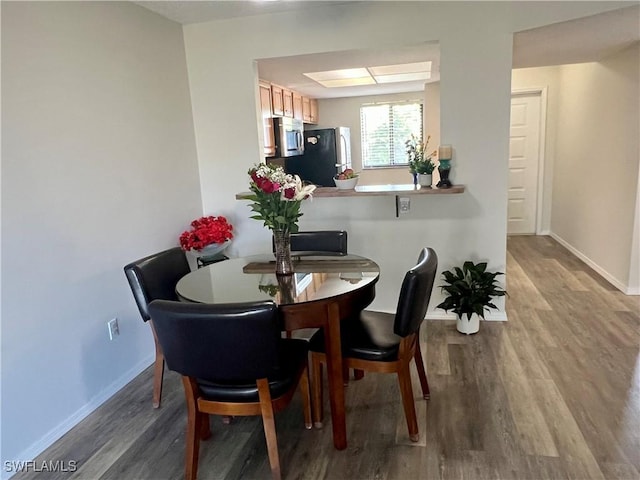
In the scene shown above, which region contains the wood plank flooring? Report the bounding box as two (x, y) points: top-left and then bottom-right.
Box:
(13, 236), (639, 479)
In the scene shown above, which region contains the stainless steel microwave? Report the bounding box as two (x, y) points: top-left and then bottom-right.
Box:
(273, 117), (304, 157)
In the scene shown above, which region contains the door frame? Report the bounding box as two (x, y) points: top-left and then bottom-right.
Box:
(510, 87), (548, 235)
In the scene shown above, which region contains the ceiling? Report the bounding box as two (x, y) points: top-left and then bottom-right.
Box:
(136, 1), (640, 99)
(257, 43), (441, 99)
(135, 0), (357, 23)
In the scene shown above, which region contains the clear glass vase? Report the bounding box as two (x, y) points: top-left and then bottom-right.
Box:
(273, 229), (293, 275)
(276, 273), (296, 304)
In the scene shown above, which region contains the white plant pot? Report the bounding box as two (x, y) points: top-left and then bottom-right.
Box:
(418, 173), (432, 187)
(456, 313), (480, 335)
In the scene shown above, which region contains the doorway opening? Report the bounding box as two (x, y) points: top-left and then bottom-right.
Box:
(508, 89), (547, 235)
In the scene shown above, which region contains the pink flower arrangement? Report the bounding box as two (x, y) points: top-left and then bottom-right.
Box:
(179, 216), (233, 251)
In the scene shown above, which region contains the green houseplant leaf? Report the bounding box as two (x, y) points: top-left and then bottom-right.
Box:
(436, 261), (507, 321)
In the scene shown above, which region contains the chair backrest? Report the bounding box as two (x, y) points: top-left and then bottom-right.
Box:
(394, 248), (438, 337)
(148, 299), (282, 381)
(124, 247), (191, 322)
(273, 230), (348, 256)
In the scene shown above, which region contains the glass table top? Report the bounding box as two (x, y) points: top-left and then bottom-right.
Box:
(176, 253), (380, 306)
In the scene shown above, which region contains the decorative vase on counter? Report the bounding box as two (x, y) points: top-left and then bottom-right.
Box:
(418, 173), (432, 188)
(436, 145), (453, 188)
(273, 229), (293, 275)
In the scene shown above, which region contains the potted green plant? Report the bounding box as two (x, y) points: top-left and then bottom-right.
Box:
(406, 134), (437, 188)
(414, 158), (435, 187)
(436, 261), (507, 334)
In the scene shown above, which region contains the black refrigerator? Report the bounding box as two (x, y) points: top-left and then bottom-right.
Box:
(285, 127), (351, 187)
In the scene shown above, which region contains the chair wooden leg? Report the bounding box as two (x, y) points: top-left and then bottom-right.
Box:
(414, 342), (430, 400)
(397, 363), (419, 442)
(199, 413), (211, 440)
(150, 323), (164, 409)
(257, 379), (281, 480)
(353, 369), (365, 380)
(182, 378), (201, 480)
(311, 353), (324, 428)
(299, 365), (313, 429)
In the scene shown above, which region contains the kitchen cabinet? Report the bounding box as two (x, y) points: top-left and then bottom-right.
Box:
(271, 84), (284, 117)
(282, 89), (294, 118)
(310, 98), (318, 124)
(258, 80), (318, 142)
(301, 96), (318, 124)
(259, 81), (276, 157)
(302, 96), (311, 123)
(292, 92), (303, 121)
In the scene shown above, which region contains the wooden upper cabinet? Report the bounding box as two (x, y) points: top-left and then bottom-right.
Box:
(259, 81), (276, 157)
(271, 84), (284, 117)
(302, 96), (312, 123)
(259, 79), (318, 128)
(292, 92), (303, 121)
(309, 98), (318, 124)
(259, 81), (273, 117)
(282, 89), (294, 118)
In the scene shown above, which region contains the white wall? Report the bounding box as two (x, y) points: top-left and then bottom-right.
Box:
(425, 81), (442, 185)
(182, 2), (627, 315)
(1, 1), (201, 468)
(551, 43), (640, 293)
(317, 91), (424, 186)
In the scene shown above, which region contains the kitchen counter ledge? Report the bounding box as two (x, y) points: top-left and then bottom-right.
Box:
(236, 184), (465, 199)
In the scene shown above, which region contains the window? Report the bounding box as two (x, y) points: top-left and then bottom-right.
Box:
(360, 101), (423, 168)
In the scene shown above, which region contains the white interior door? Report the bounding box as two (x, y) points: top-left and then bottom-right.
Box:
(508, 93), (542, 235)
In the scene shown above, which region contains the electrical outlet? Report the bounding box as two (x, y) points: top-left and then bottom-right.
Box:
(107, 318), (119, 340)
(397, 196), (411, 215)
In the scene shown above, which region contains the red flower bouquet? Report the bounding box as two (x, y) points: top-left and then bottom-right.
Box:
(247, 164), (316, 233)
(179, 216), (233, 251)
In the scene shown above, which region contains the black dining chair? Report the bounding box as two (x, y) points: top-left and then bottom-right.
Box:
(124, 247), (190, 408)
(147, 299), (312, 480)
(272, 230), (348, 257)
(309, 247), (438, 441)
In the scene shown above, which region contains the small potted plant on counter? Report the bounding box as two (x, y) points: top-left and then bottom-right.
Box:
(413, 157), (435, 187)
(436, 261), (507, 334)
(406, 134), (437, 188)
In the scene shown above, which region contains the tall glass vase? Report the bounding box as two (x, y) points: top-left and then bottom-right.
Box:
(276, 273), (296, 304)
(273, 229), (293, 275)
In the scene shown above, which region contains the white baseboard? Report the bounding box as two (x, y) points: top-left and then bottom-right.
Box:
(3, 354), (154, 480)
(549, 232), (637, 295)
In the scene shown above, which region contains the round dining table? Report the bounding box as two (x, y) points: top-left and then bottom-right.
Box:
(176, 253), (380, 450)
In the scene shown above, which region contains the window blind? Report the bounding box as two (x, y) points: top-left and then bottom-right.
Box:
(360, 101), (423, 168)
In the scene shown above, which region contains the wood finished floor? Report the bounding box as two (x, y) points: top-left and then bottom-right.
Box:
(15, 236), (640, 480)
